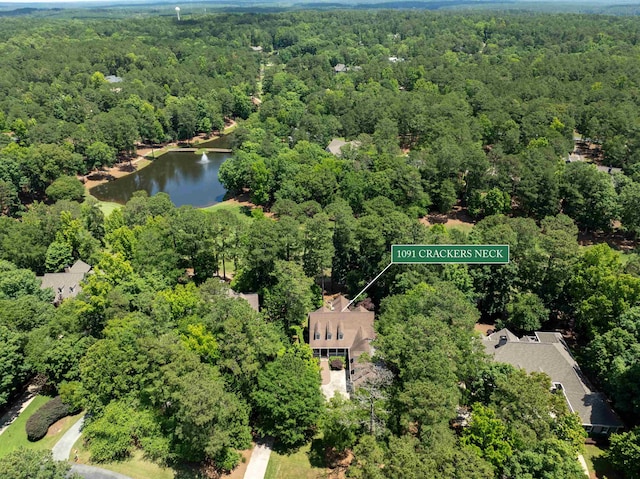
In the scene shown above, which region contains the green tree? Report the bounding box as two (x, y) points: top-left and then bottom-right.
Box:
(0, 326), (29, 410)
(502, 439), (585, 479)
(620, 181), (640, 237)
(45, 241), (74, 272)
(0, 449), (80, 479)
(348, 435), (387, 479)
(302, 212), (334, 280)
(607, 428), (640, 479)
(461, 403), (512, 470)
(263, 260), (316, 333)
(436, 179), (458, 213)
(252, 345), (324, 447)
(569, 243), (640, 338)
(83, 400), (168, 462)
(0, 180), (19, 216)
(45, 176), (85, 202)
(561, 162), (619, 232)
(321, 396), (360, 453)
(85, 141), (116, 170)
(0, 268), (53, 301)
(145, 335), (252, 465)
(502, 292), (549, 334)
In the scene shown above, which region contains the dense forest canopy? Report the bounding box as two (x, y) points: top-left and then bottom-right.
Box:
(1, 8), (640, 479)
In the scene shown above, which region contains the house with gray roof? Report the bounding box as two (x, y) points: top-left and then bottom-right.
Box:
(326, 138), (361, 157)
(334, 63), (348, 73)
(309, 295), (375, 388)
(228, 290), (260, 312)
(38, 259), (92, 305)
(483, 328), (624, 435)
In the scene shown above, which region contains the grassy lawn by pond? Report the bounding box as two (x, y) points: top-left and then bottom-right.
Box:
(0, 395), (83, 458)
(265, 439), (328, 479)
(201, 200), (255, 220)
(84, 191), (121, 217)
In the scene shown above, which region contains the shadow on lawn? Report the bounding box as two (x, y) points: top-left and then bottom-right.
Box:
(591, 454), (622, 479)
(307, 438), (326, 468)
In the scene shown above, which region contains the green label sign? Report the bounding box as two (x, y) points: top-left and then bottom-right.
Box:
(391, 244), (509, 264)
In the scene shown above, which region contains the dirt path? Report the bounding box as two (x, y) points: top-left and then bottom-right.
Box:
(420, 206), (475, 230)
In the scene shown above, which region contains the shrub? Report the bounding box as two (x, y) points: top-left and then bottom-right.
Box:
(45, 176), (85, 203)
(25, 396), (80, 442)
(329, 356), (344, 370)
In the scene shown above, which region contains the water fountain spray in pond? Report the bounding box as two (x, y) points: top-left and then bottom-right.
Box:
(199, 152), (209, 164)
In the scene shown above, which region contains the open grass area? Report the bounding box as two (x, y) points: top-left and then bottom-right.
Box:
(73, 438), (250, 479)
(584, 443), (622, 479)
(0, 395), (83, 458)
(84, 191), (121, 217)
(73, 439), (175, 479)
(265, 440), (327, 479)
(201, 201), (255, 225)
(448, 223), (474, 235)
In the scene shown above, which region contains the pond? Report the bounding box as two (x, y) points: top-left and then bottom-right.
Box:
(90, 141), (231, 208)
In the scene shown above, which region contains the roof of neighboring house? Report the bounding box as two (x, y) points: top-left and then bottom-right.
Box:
(38, 259), (93, 304)
(68, 260), (91, 274)
(564, 157), (622, 175)
(250, 45), (263, 52)
(105, 75), (123, 83)
(483, 329), (624, 429)
(326, 139), (361, 157)
(39, 273), (85, 302)
(228, 290), (260, 312)
(309, 295), (375, 358)
(334, 63), (348, 73)
(596, 165), (623, 175)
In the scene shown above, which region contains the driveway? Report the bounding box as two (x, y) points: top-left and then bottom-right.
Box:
(243, 437), (273, 479)
(53, 416), (84, 461)
(70, 464), (133, 479)
(320, 359), (348, 400)
(54, 417), (133, 479)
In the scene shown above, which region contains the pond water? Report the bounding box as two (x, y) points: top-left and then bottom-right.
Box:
(90, 141), (231, 208)
(196, 135), (232, 149)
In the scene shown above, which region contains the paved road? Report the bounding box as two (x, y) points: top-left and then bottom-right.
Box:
(70, 464), (133, 479)
(53, 416), (85, 461)
(243, 437), (273, 479)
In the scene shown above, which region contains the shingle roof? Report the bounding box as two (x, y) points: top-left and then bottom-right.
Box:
(39, 273), (85, 302)
(326, 139), (361, 157)
(484, 330), (623, 429)
(68, 259), (91, 274)
(228, 290), (260, 312)
(595, 165), (623, 175)
(309, 295), (375, 355)
(39, 259), (93, 304)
